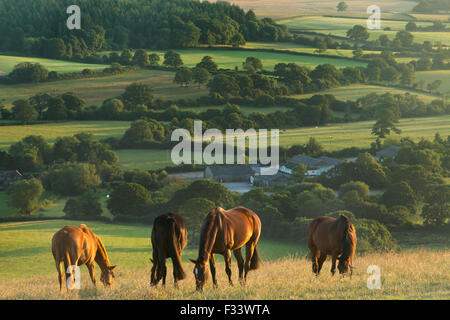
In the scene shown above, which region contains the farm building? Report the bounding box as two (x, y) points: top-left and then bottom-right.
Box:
(204, 165), (256, 182)
(253, 172), (290, 187)
(375, 146), (401, 161)
(280, 154), (342, 176)
(0, 170), (24, 187)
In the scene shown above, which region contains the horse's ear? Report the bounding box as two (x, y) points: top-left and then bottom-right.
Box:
(109, 265), (117, 270)
(150, 258), (154, 263)
(189, 259), (197, 264)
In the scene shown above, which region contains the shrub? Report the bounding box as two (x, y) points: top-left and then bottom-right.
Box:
(354, 218), (398, 253)
(63, 191), (103, 218)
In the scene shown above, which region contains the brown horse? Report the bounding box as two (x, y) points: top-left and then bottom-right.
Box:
(190, 206), (262, 290)
(306, 214), (356, 276)
(150, 213), (187, 287)
(51, 224), (116, 291)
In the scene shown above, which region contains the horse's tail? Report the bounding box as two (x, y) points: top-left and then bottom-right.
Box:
(338, 214), (356, 261)
(169, 215), (186, 281)
(249, 245), (262, 270)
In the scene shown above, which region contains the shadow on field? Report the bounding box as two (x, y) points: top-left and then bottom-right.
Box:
(0, 246), (49, 258)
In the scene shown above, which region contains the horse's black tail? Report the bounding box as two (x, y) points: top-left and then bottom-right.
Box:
(249, 245), (262, 270)
(169, 215), (186, 281)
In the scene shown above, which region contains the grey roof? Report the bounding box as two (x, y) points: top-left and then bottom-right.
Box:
(376, 146), (401, 159)
(286, 154), (341, 169)
(286, 154), (320, 169)
(207, 165), (254, 176)
(316, 156), (342, 167)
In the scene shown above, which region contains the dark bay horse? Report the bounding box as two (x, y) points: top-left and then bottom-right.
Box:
(190, 206), (262, 290)
(51, 224), (116, 291)
(306, 214), (356, 276)
(150, 213), (187, 287)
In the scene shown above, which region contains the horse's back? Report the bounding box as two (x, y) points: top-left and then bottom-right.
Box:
(217, 206), (261, 250)
(52, 225), (96, 262)
(307, 216), (337, 251)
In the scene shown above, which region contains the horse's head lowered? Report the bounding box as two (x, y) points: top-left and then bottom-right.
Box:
(190, 259), (209, 291)
(337, 256), (353, 275)
(100, 265), (117, 287)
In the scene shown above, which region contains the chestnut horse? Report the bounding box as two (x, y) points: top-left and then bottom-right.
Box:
(306, 214), (356, 276)
(150, 213), (187, 287)
(190, 206), (262, 290)
(52, 224), (116, 291)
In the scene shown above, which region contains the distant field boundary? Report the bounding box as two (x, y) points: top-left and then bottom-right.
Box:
(202, 45), (366, 63)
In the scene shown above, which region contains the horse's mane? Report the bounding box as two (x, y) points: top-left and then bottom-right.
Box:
(337, 214), (355, 261)
(95, 235), (111, 267)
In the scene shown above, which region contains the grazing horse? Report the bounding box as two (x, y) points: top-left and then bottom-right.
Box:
(306, 214), (356, 276)
(190, 206), (262, 291)
(51, 224), (116, 292)
(150, 213), (187, 287)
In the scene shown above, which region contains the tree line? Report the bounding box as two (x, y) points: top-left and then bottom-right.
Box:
(0, 0), (288, 58)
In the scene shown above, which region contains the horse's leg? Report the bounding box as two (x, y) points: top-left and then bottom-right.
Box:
(317, 253), (327, 275)
(309, 241), (319, 276)
(331, 255), (337, 276)
(244, 241), (256, 279)
(171, 256), (180, 288)
(224, 250), (233, 286)
(55, 260), (64, 292)
(233, 248), (244, 283)
(209, 253), (218, 288)
(161, 259), (167, 287)
(150, 249), (158, 286)
(86, 262), (96, 287)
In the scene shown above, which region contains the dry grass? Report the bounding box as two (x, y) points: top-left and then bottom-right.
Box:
(1, 249), (448, 300)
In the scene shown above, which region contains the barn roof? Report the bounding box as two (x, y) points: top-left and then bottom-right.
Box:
(206, 165), (254, 177)
(375, 146), (401, 159)
(286, 154), (341, 169)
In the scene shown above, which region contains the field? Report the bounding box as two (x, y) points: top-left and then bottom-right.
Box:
(1, 114), (449, 168)
(276, 115), (450, 150)
(100, 49), (368, 71)
(279, 16), (450, 45)
(0, 220), (448, 299)
(0, 121), (130, 150)
(290, 84), (441, 102)
(111, 115), (450, 171)
(0, 55), (105, 75)
(243, 42), (381, 58)
(0, 69), (209, 107)
(208, 0), (418, 19)
(415, 71), (450, 94)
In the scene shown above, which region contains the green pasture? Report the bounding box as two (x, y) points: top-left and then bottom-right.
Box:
(0, 121), (130, 150)
(276, 115), (450, 150)
(290, 84), (441, 102)
(99, 48), (367, 70)
(415, 71), (450, 94)
(0, 219), (305, 281)
(243, 42), (381, 58)
(179, 104), (293, 115)
(280, 16), (450, 45)
(214, 0), (417, 20)
(115, 115), (450, 171)
(0, 55), (105, 75)
(0, 69), (208, 107)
